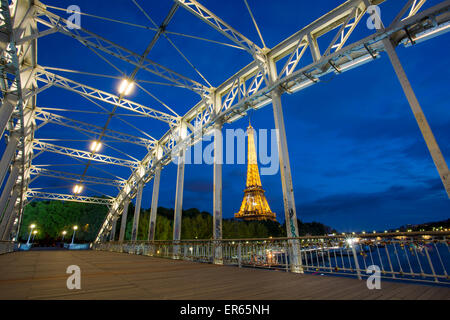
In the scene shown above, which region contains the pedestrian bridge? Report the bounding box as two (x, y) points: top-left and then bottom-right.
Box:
(0, 0), (449, 301)
(1, 231), (449, 299)
(0, 250), (449, 300)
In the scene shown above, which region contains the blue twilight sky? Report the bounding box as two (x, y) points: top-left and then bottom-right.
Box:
(27, 0), (449, 232)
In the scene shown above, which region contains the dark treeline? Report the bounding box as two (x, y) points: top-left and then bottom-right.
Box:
(19, 201), (335, 242)
(396, 218), (450, 232)
(19, 201), (108, 243)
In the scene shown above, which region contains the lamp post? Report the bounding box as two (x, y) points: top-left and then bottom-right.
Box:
(26, 224), (36, 245)
(71, 225), (78, 245)
(31, 230), (38, 243)
(62, 230), (67, 242)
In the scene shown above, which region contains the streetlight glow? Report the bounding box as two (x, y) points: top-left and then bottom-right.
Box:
(71, 225), (78, 245)
(118, 79), (134, 95)
(26, 224), (37, 245)
(89, 140), (102, 153)
(73, 184), (83, 194)
(31, 230), (38, 243)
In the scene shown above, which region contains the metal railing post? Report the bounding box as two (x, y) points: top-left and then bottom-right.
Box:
(238, 242), (242, 267)
(424, 242), (439, 283)
(350, 242), (362, 280)
(90, 231), (449, 284)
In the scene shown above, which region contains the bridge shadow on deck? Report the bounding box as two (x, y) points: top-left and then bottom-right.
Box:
(0, 250), (448, 300)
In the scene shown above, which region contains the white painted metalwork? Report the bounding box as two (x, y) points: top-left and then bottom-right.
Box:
(93, 0), (450, 241)
(0, 0), (448, 247)
(94, 231), (450, 285)
(31, 140), (138, 169)
(26, 190), (113, 205)
(29, 166), (126, 188)
(35, 68), (179, 125)
(34, 109), (156, 148)
(33, 5), (210, 96)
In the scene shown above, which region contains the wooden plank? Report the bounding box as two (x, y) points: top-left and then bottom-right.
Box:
(0, 250), (448, 300)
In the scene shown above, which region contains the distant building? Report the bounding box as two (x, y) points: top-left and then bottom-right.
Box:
(235, 123), (276, 222)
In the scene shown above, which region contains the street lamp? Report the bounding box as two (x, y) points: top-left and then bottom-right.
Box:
(31, 230), (38, 243)
(26, 224), (36, 245)
(73, 184), (83, 194)
(71, 225), (78, 245)
(89, 140), (102, 153)
(62, 230), (67, 242)
(118, 79), (134, 95)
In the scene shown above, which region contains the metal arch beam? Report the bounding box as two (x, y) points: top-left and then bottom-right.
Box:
(215, 0), (450, 115)
(0, 187), (20, 240)
(26, 190), (113, 205)
(128, 3), (179, 81)
(72, 4), (183, 187)
(31, 140), (139, 169)
(35, 68), (179, 125)
(32, 5), (210, 96)
(174, 0), (262, 57)
(0, 0), (39, 241)
(390, 0), (427, 27)
(268, 0), (379, 61)
(34, 108), (156, 148)
(96, 0), (450, 241)
(29, 166), (126, 188)
(118, 198), (129, 242)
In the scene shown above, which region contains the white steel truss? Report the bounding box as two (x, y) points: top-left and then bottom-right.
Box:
(0, 0), (39, 241)
(32, 4), (211, 96)
(174, 0), (262, 57)
(35, 68), (180, 125)
(0, 0), (448, 243)
(34, 108), (156, 148)
(26, 190), (113, 205)
(32, 140), (139, 169)
(29, 166), (126, 188)
(96, 0), (450, 241)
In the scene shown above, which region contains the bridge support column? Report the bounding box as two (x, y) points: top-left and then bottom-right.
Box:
(0, 164), (19, 221)
(267, 56), (302, 273)
(213, 121), (223, 264)
(109, 218), (117, 242)
(119, 198), (130, 242)
(148, 164), (161, 241)
(0, 95), (17, 138)
(383, 38), (450, 197)
(173, 141), (186, 259)
(131, 182), (143, 242)
(9, 207), (22, 242)
(0, 188), (19, 240)
(0, 134), (19, 188)
(271, 88), (303, 273)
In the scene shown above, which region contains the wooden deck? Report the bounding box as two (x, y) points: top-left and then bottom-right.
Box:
(0, 250), (448, 300)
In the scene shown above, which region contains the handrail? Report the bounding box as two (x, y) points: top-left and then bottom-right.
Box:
(94, 232), (450, 286)
(105, 230), (450, 243)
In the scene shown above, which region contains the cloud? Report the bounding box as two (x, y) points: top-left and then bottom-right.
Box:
(185, 179), (214, 193)
(296, 178), (449, 231)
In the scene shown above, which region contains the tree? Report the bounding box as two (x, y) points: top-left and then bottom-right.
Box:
(18, 201), (335, 242)
(19, 201), (108, 242)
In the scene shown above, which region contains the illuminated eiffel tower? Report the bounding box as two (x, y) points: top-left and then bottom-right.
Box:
(235, 123), (276, 222)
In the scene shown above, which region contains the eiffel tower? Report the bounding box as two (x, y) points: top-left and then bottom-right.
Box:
(235, 123), (276, 222)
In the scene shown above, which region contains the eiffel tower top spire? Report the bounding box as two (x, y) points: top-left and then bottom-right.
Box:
(235, 123), (276, 221)
(246, 123), (262, 187)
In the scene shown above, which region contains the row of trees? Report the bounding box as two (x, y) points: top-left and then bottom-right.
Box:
(19, 201), (335, 242)
(19, 201), (107, 242)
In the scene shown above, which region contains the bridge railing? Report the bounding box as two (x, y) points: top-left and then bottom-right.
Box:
(93, 231), (450, 285)
(0, 241), (16, 255)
